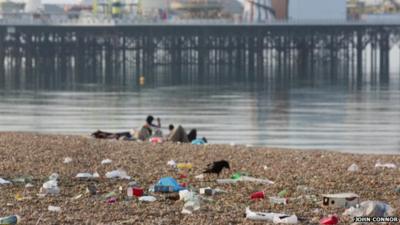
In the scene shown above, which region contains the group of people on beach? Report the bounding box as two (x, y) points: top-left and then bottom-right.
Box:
(91, 115), (207, 144)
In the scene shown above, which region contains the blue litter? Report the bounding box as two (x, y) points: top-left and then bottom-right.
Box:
(192, 138), (206, 145)
(155, 177), (185, 193)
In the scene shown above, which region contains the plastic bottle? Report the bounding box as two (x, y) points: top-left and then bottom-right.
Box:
(48, 206), (61, 212)
(139, 196), (156, 202)
(269, 197), (288, 205)
(0, 215), (20, 224)
(216, 179), (238, 184)
(278, 189), (288, 197)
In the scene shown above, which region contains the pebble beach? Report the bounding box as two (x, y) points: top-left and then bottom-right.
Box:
(0, 132), (399, 225)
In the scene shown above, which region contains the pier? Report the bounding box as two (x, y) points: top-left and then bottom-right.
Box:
(1, 20), (400, 88)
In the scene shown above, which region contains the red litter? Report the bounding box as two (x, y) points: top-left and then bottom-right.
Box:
(320, 215), (339, 225)
(250, 191), (265, 200)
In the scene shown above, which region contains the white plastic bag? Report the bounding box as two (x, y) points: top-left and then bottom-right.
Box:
(0, 178), (11, 185)
(42, 180), (60, 195)
(343, 201), (395, 218)
(138, 196), (156, 202)
(76, 172), (100, 179)
(105, 169), (131, 180)
(63, 157), (73, 164)
(101, 159), (112, 165)
(348, 163), (359, 172)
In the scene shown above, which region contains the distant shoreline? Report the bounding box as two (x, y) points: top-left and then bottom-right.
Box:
(0, 131), (398, 155)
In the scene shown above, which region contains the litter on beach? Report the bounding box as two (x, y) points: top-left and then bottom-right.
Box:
(0, 178), (11, 185)
(63, 157), (73, 164)
(322, 193), (359, 208)
(139, 196), (156, 202)
(48, 206), (61, 212)
(0, 215), (20, 225)
(245, 207), (295, 223)
(347, 163), (359, 172)
(101, 159), (112, 165)
(75, 172), (100, 179)
(375, 162), (397, 169)
(105, 169), (131, 180)
(217, 176), (274, 185)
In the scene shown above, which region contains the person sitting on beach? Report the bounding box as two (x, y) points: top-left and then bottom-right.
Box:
(144, 115), (161, 135)
(137, 115), (161, 141)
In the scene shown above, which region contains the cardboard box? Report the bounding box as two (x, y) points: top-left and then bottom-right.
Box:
(322, 193), (359, 208)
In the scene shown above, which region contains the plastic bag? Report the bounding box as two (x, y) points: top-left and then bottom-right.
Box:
(76, 172), (100, 179)
(41, 180), (60, 195)
(101, 159), (112, 165)
(343, 201), (395, 218)
(105, 169), (131, 180)
(347, 164), (359, 172)
(0, 178), (11, 185)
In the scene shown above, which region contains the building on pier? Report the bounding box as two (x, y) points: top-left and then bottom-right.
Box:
(288, 0), (346, 20)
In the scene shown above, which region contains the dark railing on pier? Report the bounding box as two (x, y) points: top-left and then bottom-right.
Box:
(0, 21), (399, 88)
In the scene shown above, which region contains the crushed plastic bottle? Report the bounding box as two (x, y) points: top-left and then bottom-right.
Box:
(217, 176), (274, 185)
(48, 206), (61, 212)
(76, 172), (100, 179)
(241, 176), (274, 184)
(139, 196), (156, 202)
(40, 180), (60, 196)
(0, 215), (20, 224)
(12, 176), (33, 184)
(105, 169), (131, 180)
(269, 197), (288, 205)
(343, 201), (395, 218)
(347, 164), (359, 172)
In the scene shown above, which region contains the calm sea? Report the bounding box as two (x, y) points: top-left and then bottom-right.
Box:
(0, 69), (399, 154)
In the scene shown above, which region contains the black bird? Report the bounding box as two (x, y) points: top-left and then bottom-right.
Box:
(203, 160), (230, 176)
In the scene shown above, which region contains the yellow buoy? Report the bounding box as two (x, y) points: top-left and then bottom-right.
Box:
(139, 76), (145, 86)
